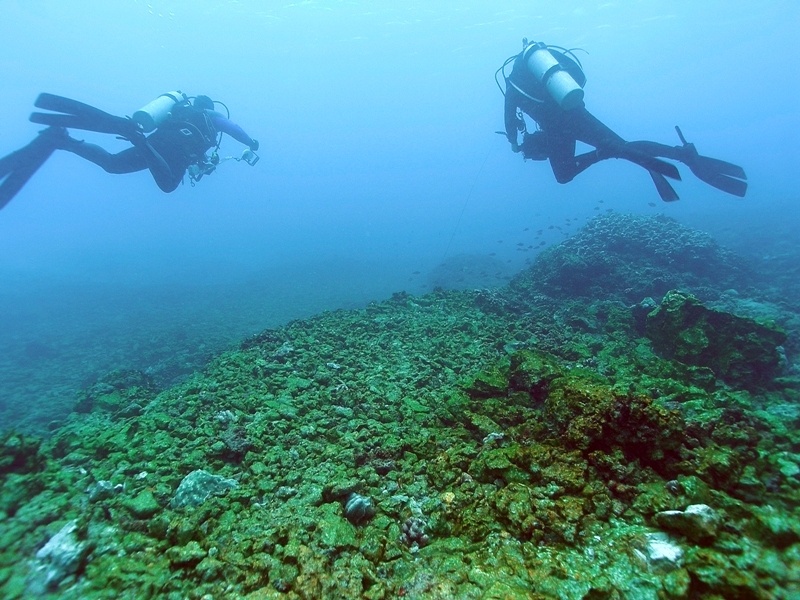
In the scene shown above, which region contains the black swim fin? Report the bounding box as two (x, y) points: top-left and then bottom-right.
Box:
(618, 147), (681, 181)
(649, 170), (679, 202)
(0, 127), (62, 210)
(30, 93), (140, 138)
(675, 126), (747, 197)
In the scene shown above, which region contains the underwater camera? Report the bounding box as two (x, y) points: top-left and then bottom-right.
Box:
(241, 149), (259, 166)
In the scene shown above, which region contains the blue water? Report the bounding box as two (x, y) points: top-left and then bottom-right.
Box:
(1, 0), (798, 431)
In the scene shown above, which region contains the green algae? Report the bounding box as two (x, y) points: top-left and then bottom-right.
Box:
(1, 213), (799, 599)
(646, 290), (787, 389)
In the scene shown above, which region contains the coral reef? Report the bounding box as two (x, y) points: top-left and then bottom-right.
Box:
(0, 213), (798, 599)
(508, 213), (752, 304)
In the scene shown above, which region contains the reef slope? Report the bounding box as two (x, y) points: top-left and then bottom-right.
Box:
(1, 213), (799, 599)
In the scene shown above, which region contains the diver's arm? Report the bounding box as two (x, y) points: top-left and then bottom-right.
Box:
(208, 112), (258, 150)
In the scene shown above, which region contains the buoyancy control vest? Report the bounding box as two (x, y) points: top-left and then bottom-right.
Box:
(156, 102), (219, 163)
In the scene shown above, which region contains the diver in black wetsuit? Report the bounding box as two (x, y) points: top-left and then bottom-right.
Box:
(498, 39), (747, 201)
(56, 95), (259, 193)
(0, 92), (260, 209)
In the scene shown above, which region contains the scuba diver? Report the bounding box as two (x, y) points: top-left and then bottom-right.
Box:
(0, 91), (260, 210)
(497, 39), (747, 201)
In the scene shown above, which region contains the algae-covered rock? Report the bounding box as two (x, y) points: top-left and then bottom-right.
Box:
(646, 290), (786, 389)
(464, 364), (509, 398)
(542, 373), (687, 476)
(73, 369), (157, 414)
(318, 504), (358, 550)
(507, 349), (563, 400)
(123, 489), (161, 519)
(165, 540), (207, 567)
(0, 432), (43, 475)
(170, 469), (238, 509)
(654, 503), (722, 544)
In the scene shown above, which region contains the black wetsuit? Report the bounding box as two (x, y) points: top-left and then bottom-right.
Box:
(63, 104), (257, 192)
(503, 44), (686, 190)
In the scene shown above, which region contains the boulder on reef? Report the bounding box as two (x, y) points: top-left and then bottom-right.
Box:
(645, 290), (786, 390)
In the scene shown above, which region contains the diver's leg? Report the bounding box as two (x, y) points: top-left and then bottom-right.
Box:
(545, 108), (628, 182)
(625, 140), (684, 161)
(567, 108), (627, 150)
(567, 113), (681, 180)
(547, 136), (581, 183)
(61, 133), (181, 192)
(56, 132), (148, 174)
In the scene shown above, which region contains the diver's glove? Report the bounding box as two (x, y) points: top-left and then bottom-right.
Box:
(119, 119), (148, 147)
(249, 139), (259, 152)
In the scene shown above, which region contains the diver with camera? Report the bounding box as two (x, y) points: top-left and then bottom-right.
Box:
(0, 91), (260, 208)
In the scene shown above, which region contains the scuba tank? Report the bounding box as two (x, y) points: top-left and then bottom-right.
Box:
(131, 91), (187, 132)
(523, 42), (584, 110)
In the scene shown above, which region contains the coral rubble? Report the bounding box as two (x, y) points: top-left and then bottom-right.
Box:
(0, 213), (798, 599)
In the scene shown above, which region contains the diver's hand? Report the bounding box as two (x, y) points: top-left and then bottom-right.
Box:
(126, 129), (148, 147)
(121, 119), (147, 146)
(249, 139), (259, 152)
(511, 141), (520, 153)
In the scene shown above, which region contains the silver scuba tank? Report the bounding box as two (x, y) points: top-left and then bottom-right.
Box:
(523, 43), (584, 110)
(131, 91), (186, 132)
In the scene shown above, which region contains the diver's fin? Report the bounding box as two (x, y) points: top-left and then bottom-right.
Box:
(649, 170), (679, 202)
(29, 111), (132, 135)
(30, 111), (138, 138)
(685, 153), (746, 180)
(35, 93), (117, 122)
(690, 166), (747, 197)
(637, 154), (680, 180)
(0, 128), (60, 210)
(675, 126), (747, 197)
(620, 149), (681, 181)
(30, 93), (140, 138)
